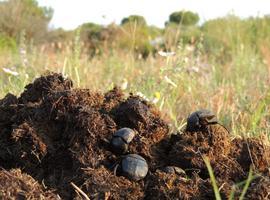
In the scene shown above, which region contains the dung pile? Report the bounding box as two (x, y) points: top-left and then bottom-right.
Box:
(0, 72), (270, 199)
(0, 169), (60, 199)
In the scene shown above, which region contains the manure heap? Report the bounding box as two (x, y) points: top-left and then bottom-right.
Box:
(0, 73), (270, 199)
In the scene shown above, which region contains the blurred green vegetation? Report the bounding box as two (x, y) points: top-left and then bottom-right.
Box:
(0, 34), (17, 52)
(0, 0), (53, 42)
(0, 0), (270, 62)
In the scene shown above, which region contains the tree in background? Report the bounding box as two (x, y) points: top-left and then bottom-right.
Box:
(0, 0), (53, 42)
(119, 15), (163, 58)
(79, 22), (106, 56)
(121, 15), (147, 26)
(163, 10), (200, 48)
(168, 10), (199, 26)
(80, 23), (103, 42)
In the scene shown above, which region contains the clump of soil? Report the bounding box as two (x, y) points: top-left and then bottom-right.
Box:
(168, 124), (232, 177)
(18, 73), (73, 104)
(10, 122), (47, 173)
(167, 124), (249, 182)
(0, 72), (270, 199)
(0, 169), (60, 199)
(246, 176), (270, 199)
(231, 138), (270, 174)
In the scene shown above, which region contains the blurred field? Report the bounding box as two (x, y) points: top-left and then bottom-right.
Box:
(0, 0), (270, 137)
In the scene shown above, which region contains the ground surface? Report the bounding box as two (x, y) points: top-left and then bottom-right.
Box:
(0, 72), (270, 200)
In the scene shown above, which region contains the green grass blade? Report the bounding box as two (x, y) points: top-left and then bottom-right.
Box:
(239, 168), (253, 200)
(203, 156), (222, 200)
(228, 185), (236, 200)
(229, 168), (256, 200)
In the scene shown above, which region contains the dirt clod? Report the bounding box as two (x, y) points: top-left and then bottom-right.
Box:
(0, 72), (270, 199)
(0, 168), (60, 199)
(168, 124), (233, 178)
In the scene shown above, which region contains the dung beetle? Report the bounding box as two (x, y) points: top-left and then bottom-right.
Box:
(162, 166), (186, 176)
(110, 128), (135, 154)
(186, 109), (218, 132)
(120, 154), (148, 181)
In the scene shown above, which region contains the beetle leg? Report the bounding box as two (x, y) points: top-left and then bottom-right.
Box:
(206, 126), (211, 135)
(113, 163), (119, 176)
(102, 138), (110, 144)
(217, 122), (230, 134)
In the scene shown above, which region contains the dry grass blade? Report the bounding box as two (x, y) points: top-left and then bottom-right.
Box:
(70, 182), (90, 200)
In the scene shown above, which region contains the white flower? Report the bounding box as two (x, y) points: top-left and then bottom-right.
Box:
(184, 57), (189, 63)
(135, 92), (150, 101)
(2, 68), (19, 76)
(188, 66), (200, 73)
(136, 92), (144, 97)
(151, 97), (159, 104)
(23, 58), (29, 65)
(164, 75), (177, 87)
(19, 48), (26, 55)
(150, 37), (164, 46)
(186, 45), (195, 52)
(158, 51), (175, 57)
(120, 78), (128, 90)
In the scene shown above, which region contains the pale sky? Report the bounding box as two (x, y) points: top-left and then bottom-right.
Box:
(38, 0), (270, 30)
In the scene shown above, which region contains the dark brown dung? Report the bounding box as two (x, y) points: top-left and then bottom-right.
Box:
(0, 72), (270, 199)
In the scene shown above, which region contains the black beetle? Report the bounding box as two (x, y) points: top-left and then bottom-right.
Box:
(120, 154), (148, 181)
(186, 109), (218, 132)
(110, 128), (135, 154)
